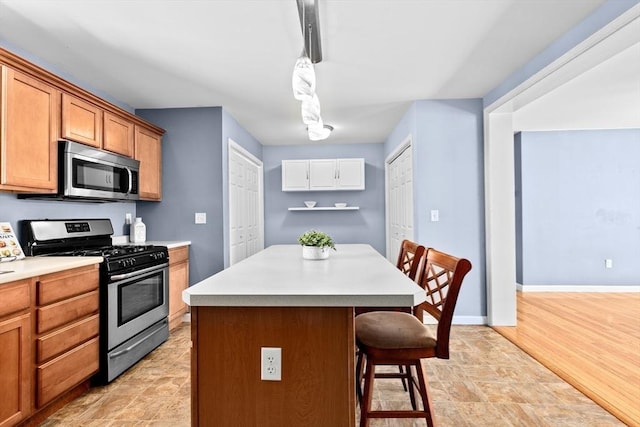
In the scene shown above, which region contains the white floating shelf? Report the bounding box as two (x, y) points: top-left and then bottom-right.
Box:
(288, 207), (360, 211)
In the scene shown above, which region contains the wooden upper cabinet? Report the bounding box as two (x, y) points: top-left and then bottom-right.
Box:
(0, 66), (59, 192)
(61, 93), (102, 148)
(103, 111), (134, 157)
(134, 125), (162, 200)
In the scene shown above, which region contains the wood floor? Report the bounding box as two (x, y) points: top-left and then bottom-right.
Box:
(493, 292), (640, 427)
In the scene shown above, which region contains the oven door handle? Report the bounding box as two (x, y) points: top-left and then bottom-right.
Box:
(109, 263), (168, 282)
(108, 321), (167, 358)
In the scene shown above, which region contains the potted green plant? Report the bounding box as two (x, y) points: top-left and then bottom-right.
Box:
(298, 230), (336, 260)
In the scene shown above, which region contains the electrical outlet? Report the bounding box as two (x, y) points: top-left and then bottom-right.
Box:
(261, 347), (281, 381)
(125, 213), (132, 225)
(605, 259), (613, 269)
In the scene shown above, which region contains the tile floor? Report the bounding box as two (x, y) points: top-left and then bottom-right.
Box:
(41, 323), (622, 426)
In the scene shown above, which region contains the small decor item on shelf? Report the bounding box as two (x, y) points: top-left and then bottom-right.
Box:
(304, 201), (317, 208)
(334, 202), (347, 208)
(298, 229), (336, 260)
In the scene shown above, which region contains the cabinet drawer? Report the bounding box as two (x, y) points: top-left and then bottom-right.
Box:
(37, 290), (99, 334)
(0, 279), (31, 318)
(169, 246), (189, 265)
(37, 265), (99, 305)
(37, 314), (99, 363)
(36, 337), (99, 407)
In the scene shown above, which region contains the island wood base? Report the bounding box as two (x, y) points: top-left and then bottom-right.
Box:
(191, 306), (355, 427)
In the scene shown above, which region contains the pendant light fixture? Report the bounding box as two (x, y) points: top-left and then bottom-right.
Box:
(308, 124), (333, 141)
(301, 93), (321, 125)
(292, 54), (315, 100)
(292, 0), (332, 141)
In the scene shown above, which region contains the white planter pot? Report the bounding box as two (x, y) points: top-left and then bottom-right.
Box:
(302, 245), (330, 260)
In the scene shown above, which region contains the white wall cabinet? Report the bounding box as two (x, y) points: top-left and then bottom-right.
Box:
(282, 158), (365, 191)
(281, 160), (310, 191)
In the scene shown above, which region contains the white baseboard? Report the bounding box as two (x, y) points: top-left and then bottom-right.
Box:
(517, 284), (640, 292)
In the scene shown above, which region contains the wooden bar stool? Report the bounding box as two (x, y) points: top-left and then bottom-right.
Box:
(354, 240), (425, 400)
(355, 239), (425, 316)
(355, 248), (472, 427)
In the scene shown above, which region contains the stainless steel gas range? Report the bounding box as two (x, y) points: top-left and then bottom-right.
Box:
(21, 218), (169, 383)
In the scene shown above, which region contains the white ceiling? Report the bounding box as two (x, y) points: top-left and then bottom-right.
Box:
(2, 0), (633, 146)
(514, 41), (640, 131)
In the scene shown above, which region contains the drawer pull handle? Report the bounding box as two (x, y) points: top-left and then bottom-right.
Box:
(109, 324), (166, 358)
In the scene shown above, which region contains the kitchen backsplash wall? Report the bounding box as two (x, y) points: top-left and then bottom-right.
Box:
(0, 192), (135, 243)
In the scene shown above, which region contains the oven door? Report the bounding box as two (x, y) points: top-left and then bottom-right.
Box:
(106, 263), (169, 350)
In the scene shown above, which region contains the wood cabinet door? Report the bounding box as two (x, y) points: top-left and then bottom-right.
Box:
(0, 313), (31, 427)
(309, 159), (337, 190)
(168, 248), (189, 330)
(281, 160), (309, 191)
(336, 158), (365, 190)
(103, 111), (134, 156)
(134, 125), (162, 200)
(1, 66), (58, 192)
(61, 93), (102, 148)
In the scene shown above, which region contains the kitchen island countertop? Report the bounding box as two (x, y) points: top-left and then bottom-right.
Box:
(184, 244), (426, 308)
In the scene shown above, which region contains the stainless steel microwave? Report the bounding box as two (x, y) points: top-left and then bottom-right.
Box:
(20, 140), (140, 202)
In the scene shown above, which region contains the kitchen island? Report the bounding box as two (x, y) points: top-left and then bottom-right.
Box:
(183, 244), (426, 427)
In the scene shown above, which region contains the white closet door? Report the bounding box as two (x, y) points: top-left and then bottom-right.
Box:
(229, 140), (264, 266)
(229, 150), (247, 265)
(245, 159), (262, 258)
(386, 142), (414, 263)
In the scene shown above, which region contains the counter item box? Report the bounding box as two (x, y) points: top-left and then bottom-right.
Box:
(0, 222), (25, 261)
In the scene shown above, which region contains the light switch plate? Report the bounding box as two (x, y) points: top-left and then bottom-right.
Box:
(195, 212), (207, 224)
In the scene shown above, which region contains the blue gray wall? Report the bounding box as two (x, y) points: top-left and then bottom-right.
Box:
(136, 107), (225, 284)
(263, 144), (386, 254)
(385, 99), (485, 321)
(0, 194), (135, 245)
(221, 109), (264, 267)
(515, 129), (640, 285)
(135, 107), (264, 283)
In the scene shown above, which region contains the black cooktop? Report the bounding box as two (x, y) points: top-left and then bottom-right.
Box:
(42, 244), (159, 258)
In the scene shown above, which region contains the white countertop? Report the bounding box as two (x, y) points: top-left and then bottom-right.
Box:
(0, 256), (103, 284)
(183, 244), (426, 307)
(144, 240), (191, 249)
